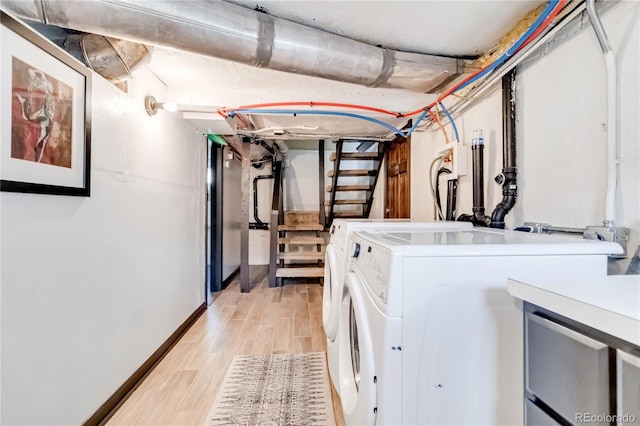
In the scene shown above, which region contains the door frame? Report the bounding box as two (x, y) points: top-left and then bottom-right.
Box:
(207, 141), (224, 302)
(384, 136), (411, 218)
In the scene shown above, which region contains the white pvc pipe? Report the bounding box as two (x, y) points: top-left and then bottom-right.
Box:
(603, 51), (617, 226)
(587, 0), (618, 227)
(272, 140), (289, 167)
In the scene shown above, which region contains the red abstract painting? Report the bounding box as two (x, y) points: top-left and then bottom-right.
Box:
(11, 57), (73, 168)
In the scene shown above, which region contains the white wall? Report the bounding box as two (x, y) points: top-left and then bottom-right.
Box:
(0, 68), (206, 425)
(411, 85), (503, 221)
(284, 149), (321, 211)
(249, 144), (348, 265)
(249, 158), (275, 265)
(222, 147), (241, 279)
(412, 1), (639, 271)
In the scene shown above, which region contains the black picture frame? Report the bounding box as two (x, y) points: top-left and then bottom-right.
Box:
(1, 11), (92, 196)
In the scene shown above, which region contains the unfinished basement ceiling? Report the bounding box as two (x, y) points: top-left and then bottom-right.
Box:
(226, 0), (542, 57)
(144, 0), (543, 140)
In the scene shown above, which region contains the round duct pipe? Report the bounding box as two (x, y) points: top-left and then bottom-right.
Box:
(1, 0), (461, 92)
(65, 33), (151, 84)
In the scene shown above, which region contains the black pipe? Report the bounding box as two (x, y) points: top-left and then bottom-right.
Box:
(467, 130), (491, 227)
(436, 167), (451, 217)
(253, 174), (274, 225)
(446, 179), (458, 221)
(253, 139), (275, 155)
(490, 68), (518, 228)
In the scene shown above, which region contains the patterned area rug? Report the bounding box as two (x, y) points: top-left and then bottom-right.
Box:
(206, 352), (336, 426)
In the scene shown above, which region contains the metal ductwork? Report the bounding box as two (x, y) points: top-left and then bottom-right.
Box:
(2, 0), (462, 92)
(65, 33), (151, 83)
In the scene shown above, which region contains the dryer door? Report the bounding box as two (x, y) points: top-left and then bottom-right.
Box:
(338, 270), (377, 425)
(322, 244), (342, 341)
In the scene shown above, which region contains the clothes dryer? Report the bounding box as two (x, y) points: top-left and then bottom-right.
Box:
(323, 220), (471, 396)
(338, 228), (621, 425)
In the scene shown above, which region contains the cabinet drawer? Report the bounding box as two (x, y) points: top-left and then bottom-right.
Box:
(526, 312), (609, 424)
(525, 399), (560, 426)
(617, 350), (640, 425)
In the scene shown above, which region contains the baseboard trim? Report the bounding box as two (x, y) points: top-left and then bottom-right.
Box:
(83, 302), (207, 426)
(222, 266), (240, 290)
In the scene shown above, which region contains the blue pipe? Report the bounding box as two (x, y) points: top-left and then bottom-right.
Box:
(233, 108), (407, 137)
(456, 0), (558, 92)
(403, 108), (430, 137)
(439, 103), (459, 141)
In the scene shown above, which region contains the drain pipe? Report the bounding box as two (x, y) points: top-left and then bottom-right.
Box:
(586, 0), (618, 228)
(251, 173), (275, 230)
(272, 140), (289, 167)
(458, 129), (491, 226)
(471, 130), (492, 226)
(490, 68), (518, 228)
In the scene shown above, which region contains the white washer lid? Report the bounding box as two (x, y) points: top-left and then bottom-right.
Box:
(355, 228), (623, 257)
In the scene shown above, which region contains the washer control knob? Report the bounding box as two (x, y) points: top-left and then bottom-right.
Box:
(352, 243), (361, 258)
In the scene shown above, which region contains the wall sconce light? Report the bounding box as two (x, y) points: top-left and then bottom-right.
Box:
(145, 95), (177, 116)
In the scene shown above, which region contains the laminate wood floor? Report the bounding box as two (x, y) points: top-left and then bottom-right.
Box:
(107, 268), (345, 425)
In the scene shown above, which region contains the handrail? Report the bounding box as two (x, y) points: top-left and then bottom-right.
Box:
(269, 160), (283, 287)
(271, 160), (283, 213)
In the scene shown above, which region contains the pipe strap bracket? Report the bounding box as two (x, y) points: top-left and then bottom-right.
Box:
(369, 49), (396, 88)
(255, 13), (275, 68)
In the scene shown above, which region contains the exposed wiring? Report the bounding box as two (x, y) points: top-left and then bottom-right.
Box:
(439, 102), (459, 142)
(220, 101), (402, 118)
(230, 108), (407, 137)
(216, 0), (565, 138)
(403, 108), (431, 137)
(451, 0), (560, 94)
(404, 0), (563, 117)
(520, 0), (569, 49)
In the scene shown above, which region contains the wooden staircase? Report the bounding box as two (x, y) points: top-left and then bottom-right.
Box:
(325, 140), (387, 225)
(275, 212), (326, 286)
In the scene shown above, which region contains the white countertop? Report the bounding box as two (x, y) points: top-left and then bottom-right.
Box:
(508, 275), (640, 346)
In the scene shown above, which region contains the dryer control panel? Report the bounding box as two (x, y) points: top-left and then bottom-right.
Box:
(350, 236), (392, 304)
(332, 223), (349, 259)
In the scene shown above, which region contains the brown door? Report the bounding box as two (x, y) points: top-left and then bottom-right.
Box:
(385, 137), (410, 218)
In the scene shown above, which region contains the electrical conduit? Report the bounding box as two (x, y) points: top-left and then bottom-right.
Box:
(586, 0), (618, 227)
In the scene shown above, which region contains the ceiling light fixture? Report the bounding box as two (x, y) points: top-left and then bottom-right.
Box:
(145, 95), (177, 115)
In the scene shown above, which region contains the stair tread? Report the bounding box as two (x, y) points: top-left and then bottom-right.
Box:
(332, 199), (366, 205)
(278, 237), (325, 244)
(326, 185), (373, 192)
(333, 211), (366, 218)
(278, 252), (325, 260)
(327, 169), (375, 178)
(278, 224), (324, 231)
(276, 267), (324, 278)
(330, 152), (381, 161)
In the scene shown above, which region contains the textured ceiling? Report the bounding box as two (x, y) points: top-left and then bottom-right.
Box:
(146, 0), (543, 139)
(226, 0), (542, 57)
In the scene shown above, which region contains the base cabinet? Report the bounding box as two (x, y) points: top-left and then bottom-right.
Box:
(524, 303), (640, 426)
(617, 350), (640, 425)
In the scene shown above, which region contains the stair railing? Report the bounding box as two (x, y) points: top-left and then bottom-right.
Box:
(269, 160), (284, 287)
(327, 140), (344, 226)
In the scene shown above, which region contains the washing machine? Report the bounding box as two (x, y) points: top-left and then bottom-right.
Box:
(337, 228), (622, 425)
(323, 219), (471, 396)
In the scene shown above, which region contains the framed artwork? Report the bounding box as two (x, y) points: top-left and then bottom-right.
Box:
(1, 12), (92, 196)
